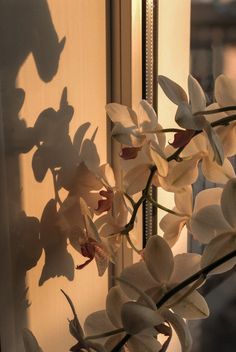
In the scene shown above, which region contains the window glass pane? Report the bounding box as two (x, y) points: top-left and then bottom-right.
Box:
(190, 1), (236, 350)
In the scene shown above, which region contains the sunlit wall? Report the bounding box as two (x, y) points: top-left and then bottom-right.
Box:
(17, 1), (108, 351)
(157, 1), (191, 351)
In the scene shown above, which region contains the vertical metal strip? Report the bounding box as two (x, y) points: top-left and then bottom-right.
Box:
(145, 0), (154, 106)
(143, 0), (158, 245)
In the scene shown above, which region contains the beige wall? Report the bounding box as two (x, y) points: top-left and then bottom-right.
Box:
(157, 1), (191, 351)
(17, 1), (108, 350)
(158, 0), (191, 253)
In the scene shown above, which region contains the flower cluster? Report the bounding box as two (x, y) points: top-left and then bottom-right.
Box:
(21, 74), (236, 351)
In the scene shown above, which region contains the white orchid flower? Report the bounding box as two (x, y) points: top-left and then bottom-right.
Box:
(105, 100), (169, 195)
(157, 149), (201, 193)
(106, 100), (164, 149)
(119, 236), (209, 321)
(67, 198), (111, 277)
(215, 74), (236, 109)
(190, 179), (236, 274)
(121, 137), (169, 196)
(84, 285), (164, 352)
(160, 186), (193, 247)
(180, 133), (235, 185)
(204, 75), (236, 158)
(158, 75), (224, 166)
(95, 190), (131, 255)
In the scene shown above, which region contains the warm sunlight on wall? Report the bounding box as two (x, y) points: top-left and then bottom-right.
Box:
(17, 1), (108, 351)
(158, 0), (191, 253)
(157, 1), (191, 351)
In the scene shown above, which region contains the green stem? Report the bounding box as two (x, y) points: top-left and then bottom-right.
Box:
(195, 105), (236, 116)
(122, 166), (157, 233)
(147, 196), (186, 217)
(124, 192), (135, 208)
(156, 249), (236, 308)
(157, 128), (183, 133)
(111, 249), (236, 352)
(211, 113), (236, 127)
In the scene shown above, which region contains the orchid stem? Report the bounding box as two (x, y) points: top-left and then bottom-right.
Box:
(195, 105), (236, 116)
(123, 166), (157, 233)
(157, 128), (183, 133)
(124, 192), (135, 208)
(146, 196), (185, 217)
(211, 113), (236, 127)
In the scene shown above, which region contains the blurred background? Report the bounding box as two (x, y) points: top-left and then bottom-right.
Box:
(190, 1), (236, 351)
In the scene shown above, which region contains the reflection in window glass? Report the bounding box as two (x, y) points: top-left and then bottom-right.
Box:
(190, 1), (236, 351)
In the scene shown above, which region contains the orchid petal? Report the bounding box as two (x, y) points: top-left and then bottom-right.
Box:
(188, 75), (206, 114)
(124, 164), (151, 195)
(144, 236), (174, 283)
(138, 100), (158, 132)
(158, 76), (188, 105)
(202, 156), (235, 184)
(217, 122), (236, 157)
(128, 334), (162, 352)
(79, 197), (92, 218)
(119, 261), (158, 299)
(215, 74), (236, 108)
(84, 310), (115, 337)
(104, 334), (126, 352)
(175, 186), (193, 215)
(221, 178), (236, 229)
(121, 302), (164, 335)
(86, 341), (107, 352)
(190, 205), (232, 243)
(94, 247), (109, 277)
(170, 253), (201, 284)
(193, 187), (223, 213)
(203, 121), (224, 165)
(160, 213), (188, 248)
(159, 155), (200, 191)
(161, 310), (192, 352)
(106, 286), (128, 328)
(170, 129), (195, 148)
(150, 142), (168, 177)
(112, 192), (129, 226)
(120, 147), (142, 160)
(172, 290), (209, 320)
(155, 123), (166, 151)
(117, 277), (157, 310)
(175, 103), (205, 130)
(180, 133), (207, 158)
(99, 163), (115, 188)
(111, 123), (145, 147)
(201, 232), (236, 275)
(105, 103), (138, 127)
